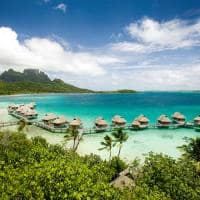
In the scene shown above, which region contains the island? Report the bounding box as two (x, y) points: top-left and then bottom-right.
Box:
(0, 68), (136, 95)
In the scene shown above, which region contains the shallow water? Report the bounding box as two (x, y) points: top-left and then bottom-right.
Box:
(0, 92), (200, 160)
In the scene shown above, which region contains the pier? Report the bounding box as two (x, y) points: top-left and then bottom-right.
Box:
(0, 121), (18, 128)
(33, 121), (68, 133)
(4, 103), (200, 134)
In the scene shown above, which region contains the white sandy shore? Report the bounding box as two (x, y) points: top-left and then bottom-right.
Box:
(0, 108), (198, 162)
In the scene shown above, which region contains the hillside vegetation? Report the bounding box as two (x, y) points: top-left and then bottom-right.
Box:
(0, 69), (93, 94)
(0, 131), (200, 199)
(0, 69), (136, 95)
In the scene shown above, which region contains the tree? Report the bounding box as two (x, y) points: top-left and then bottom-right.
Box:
(64, 126), (82, 151)
(179, 137), (200, 162)
(99, 135), (114, 160)
(112, 128), (128, 158)
(17, 119), (28, 133)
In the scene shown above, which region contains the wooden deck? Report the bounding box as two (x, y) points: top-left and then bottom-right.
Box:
(0, 121), (18, 128)
(6, 109), (200, 134)
(34, 122), (68, 133)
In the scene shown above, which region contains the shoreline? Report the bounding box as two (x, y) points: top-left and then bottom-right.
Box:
(1, 90), (200, 97)
(0, 107), (196, 162)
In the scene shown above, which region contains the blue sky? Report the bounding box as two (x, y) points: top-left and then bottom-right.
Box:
(0, 0), (200, 90)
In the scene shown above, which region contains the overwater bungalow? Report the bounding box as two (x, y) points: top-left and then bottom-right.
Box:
(112, 115), (126, 128)
(52, 116), (68, 128)
(42, 113), (57, 124)
(157, 115), (171, 128)
(27, 102), (36, 109)
(131, 120), (141, 130)
(172, 112), (186, 126)
(24, 110), (38, 120)
(94, 117), (108, 132)
(137, 115), (149, 128)
(194, 116), (200, 126)
(8, 104), (19, 113)
(131, 115), (149, 130)
(70, 118), (82, 128)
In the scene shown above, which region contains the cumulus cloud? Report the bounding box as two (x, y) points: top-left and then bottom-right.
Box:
(111, 18), (200, 53)
(0, 27), (120, 77)
(54, 3), (67, 13)
(0, 23), (200, 91)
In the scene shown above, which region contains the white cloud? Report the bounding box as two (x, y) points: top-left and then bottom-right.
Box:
(1, 24), (200, 91)
(111, 18), (200, 53)
(0, 27), (120, 77)
(54, 3), (67, 13)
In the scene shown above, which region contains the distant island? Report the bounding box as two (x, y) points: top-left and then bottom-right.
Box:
(0, 69), (136, 95)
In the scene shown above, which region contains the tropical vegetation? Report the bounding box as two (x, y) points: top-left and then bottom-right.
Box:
(0, 130), (200, 199)
(0, 68), (136, 95)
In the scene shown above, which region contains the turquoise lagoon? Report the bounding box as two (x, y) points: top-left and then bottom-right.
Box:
(0, 92), (200, 161)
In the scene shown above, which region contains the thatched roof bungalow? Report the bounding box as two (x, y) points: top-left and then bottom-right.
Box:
(94, 117), (108, 132)
(52, 116), (68, 128)
(42, 113), (57, 123)
(70, 118), (82, 128)
(172, 112), (186, 123)
(157, 115), (171, 128)
(194, 116), (200, 125)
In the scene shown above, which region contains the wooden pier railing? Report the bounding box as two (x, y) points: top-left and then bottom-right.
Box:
(6, 109), (198, 134)
(0, 121), (18, 128)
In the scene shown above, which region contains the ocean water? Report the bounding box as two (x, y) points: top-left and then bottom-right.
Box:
(0, 92), (200, 161)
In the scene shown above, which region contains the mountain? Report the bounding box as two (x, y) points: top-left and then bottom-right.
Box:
(0, 68), (136, 95)
(0, 69), (93, 94)
(0, 69), (51, 83)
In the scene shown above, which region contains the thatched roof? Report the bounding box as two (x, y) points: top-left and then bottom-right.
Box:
(158, 115), (171, 123)
(52, 116), (68, 125)
(8, 104), (19, 109)
(111, 175), (135, 189)
(112, 115), (122, 122)
(70, 118), (82, 126)
(95, 118), (108, 126)
(24, 110), (38, 116)
(42, 113), (57, 121)
(194, 116), (200, 122)
(172, 112), (185, 120)
(115, 117), (126, 124)
(137, 115), (149, 123)
(132, 120), (140, 126)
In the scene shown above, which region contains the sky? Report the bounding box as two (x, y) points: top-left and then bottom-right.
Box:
(0, 0), (200, 91)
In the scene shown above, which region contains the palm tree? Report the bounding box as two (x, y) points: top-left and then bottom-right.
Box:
(17, 119), (28, 133)
(64, 126), (81, 151)
(112, 128), (128, 158)
(179, 137), (200, 162)
(99, 135), (114, 160)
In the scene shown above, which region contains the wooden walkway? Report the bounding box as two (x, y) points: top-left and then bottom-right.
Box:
(33, 122), (68, 133)
(0, 121), (18, 128)
(6, 110), (198, 134)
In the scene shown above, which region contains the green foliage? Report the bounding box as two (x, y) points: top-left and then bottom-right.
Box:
(17, 119), (28, 133)
(1, 131), (200, 199)
(109, 156), (127, 178)
(0, 69), (93, 94)
(99, 135), (114, 160)
(0, 80), (92, 95)
(64, 126), (81, 151)
(179, 137), (200, 162)
(135, 153), (200, 200)
(112, 128), (128, 157)
(0, 131), (121, 199)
